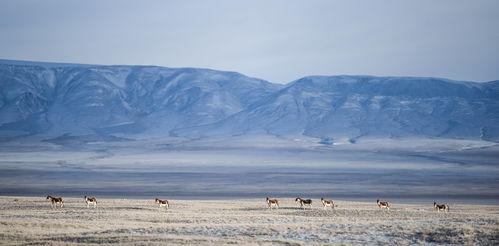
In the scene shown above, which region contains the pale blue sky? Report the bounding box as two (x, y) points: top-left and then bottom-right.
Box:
(1, 0), (498, 83)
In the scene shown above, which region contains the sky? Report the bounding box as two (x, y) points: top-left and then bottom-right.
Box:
(0, 0), (498, 84)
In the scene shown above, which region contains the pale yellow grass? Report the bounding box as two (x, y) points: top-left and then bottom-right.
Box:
(0, 197), (498, 245)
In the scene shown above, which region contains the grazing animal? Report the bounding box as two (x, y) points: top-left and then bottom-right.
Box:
(84, 196), (97, 208)
(321, 197), (334, 209)
(434, 202), (449, 212)
(46, 196), (64, 208)
(295, 197), (313, 209)
(266, 197), (279, 210)
(155, 198), (169, 210)
(376, 199), (390, 210)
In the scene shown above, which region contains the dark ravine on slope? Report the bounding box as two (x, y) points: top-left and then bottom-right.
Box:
(1, 59), (498, 143)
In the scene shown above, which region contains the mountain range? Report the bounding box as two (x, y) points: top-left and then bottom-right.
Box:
(1, 59), (498, 144)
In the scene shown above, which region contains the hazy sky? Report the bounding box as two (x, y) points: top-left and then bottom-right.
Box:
(1, 0), (498, 83)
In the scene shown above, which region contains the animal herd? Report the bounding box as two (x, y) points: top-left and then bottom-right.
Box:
(44, 195), (450, 212)
(268, 197), (450, 212)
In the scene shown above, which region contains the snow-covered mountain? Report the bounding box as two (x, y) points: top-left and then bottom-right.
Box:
(1, 59), (498, 142)
(175, 76), (499, 142)
(0, 60), (281, 141)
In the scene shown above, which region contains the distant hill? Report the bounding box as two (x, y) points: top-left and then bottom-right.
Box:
(1, 59), (498, 143)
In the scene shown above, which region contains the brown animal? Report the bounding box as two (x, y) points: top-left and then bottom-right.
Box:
(376, 199), (390, 210)
(295, 197), (312, 209)
(46, 196), (64, 208)
(84, 196), (97, 208)
(266, 197), (279, 210)
(321, 197), (334, 209)
(434, 202), (449, 212)
(155, 198), (169, 210)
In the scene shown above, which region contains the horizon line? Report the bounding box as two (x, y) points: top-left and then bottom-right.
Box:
(1, 58), (496, 84)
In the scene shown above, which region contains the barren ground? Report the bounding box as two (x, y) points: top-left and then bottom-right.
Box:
(0, 197), (498, 245)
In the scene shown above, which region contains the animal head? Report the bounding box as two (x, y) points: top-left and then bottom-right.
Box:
(295, 198), (300, 202)
(46, 196), (51, 200)
(321, 197), (324, 201)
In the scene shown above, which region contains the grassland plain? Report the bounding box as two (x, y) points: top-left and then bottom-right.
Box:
(0, 197), (498, 245)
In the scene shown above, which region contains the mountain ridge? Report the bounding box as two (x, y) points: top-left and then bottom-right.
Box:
(1, 59), (498, 143)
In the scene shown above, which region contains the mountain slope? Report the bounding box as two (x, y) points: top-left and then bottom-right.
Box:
(172, 76), (499, 141)
(0, 61), (281, 140)
(1, 60), (498, 142)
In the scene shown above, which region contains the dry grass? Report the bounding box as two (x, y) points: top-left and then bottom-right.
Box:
(0, 197), (498, 245)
